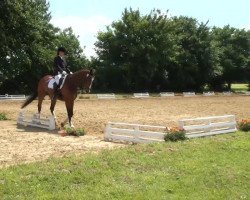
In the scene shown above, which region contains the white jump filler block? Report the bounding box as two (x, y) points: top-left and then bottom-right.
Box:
(160, 92), (175, 97)
(245, 92), (250, 96)
(17, 111), (56, 130)
(0, 94), (26, 100)
(183, 92), (196, 97)
(97, 93), (116, 99)
(179, 115), (237, 138)
(133, 93), (150, 98)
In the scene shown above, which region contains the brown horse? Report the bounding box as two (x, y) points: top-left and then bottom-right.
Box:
(21, 69), (95, 127)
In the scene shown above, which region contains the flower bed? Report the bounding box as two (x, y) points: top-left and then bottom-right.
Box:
(164, 127), (187, 142)
(238, 119), (250, 132)
(59, 126), (86, 137)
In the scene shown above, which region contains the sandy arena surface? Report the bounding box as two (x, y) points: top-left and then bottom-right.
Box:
(0, 95), (249, 168)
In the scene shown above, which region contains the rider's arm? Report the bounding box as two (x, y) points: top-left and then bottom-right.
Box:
(54, 57), (64, 73)
(65, 66), (72, 74)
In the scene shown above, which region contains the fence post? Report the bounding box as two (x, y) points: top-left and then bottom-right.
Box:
(48, 116), (56, 130)
(104, 122), (111, 139)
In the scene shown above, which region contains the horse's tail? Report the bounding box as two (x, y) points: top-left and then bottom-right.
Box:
(21, 91), (38, 109)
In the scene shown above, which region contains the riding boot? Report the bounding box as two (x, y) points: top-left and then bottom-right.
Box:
(52, 82), (59, 100)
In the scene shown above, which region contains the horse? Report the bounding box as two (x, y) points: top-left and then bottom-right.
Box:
(21, 69), (95, 127)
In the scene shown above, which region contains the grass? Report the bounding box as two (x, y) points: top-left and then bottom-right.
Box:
(231, 83), (249, 92)
(0, 132), (249, 200)
(0, 113), (8, 120)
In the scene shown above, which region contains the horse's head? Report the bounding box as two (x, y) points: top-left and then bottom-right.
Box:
(83, 69), (95, 93)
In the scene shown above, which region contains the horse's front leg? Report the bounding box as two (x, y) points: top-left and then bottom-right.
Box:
(64, 99), (74, 128)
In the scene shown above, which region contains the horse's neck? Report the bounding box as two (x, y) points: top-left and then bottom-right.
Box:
(70, 71), (84, 88)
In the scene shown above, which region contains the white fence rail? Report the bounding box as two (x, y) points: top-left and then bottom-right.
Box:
(17, 111), (56, 130)
(0, 94), (26, 100)
(223, 91), (232, 96)
(97, 93), (116, 99)
(183, 92), (196, 97)
(203, 91), (215, 96)
(160, 92), (175, 97)
(133, 93), (150, 98)
(179, 115), (237, 138)
(105, 122), (166, 143)
(105, 115), (237, 143)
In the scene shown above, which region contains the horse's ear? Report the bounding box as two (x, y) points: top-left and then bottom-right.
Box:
(90, 69), (95, 76)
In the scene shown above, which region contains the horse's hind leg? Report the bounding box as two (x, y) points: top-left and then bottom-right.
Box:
(50, 98), (59, 127)
(50, 98), (57, 117)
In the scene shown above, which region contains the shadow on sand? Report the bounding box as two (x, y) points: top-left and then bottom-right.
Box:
(16, 123), (59, 135)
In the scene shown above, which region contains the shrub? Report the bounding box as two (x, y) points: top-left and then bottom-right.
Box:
(0, 113), (8, 121)
(238, 119), (250, 132)
(65, 126), (75, 135)
(76, 128), (86, 136)
(64, 126), (86, 136)
(164, 127), (187, 142)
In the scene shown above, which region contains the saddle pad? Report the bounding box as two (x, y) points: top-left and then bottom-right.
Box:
(48, 75), (68, 89)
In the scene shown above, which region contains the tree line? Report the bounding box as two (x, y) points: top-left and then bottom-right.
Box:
(0, 1), (249, 94)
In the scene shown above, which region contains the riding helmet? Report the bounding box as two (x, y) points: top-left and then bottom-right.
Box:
(57, 47), (66, 54)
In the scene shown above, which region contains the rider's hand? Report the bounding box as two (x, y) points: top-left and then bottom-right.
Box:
(62, 71), (67, 75)
(70, 72), (73, 74)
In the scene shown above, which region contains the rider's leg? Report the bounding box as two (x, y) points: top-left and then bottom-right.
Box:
(52, 82), (59, 100)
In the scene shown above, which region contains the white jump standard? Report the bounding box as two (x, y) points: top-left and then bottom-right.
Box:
(17, 111), (56, 130)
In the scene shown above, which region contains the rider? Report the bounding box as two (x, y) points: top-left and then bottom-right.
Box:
(52, 47), (72, 98)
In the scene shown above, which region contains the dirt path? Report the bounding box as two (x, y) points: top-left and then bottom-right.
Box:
(0, 121), (122, 168)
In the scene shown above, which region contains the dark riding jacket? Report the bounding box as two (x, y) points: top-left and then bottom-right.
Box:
(53, 56), (71, 75)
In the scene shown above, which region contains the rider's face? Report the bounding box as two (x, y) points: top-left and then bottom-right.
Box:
(58, 51), (65, 57)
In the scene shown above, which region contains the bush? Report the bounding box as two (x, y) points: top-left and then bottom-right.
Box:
(238, 119), (250, 132)
(0, 113), (8, 121)
(164, 127), (187, 142)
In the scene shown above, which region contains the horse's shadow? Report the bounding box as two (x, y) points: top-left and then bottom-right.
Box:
(16, 124), (59, 135)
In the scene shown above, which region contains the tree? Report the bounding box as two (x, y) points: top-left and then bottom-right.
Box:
(0, 0), (88, 94)
(211, 26), (250, 90)
(167, 16), (215, 91)
(95, 8), (177, 91)
(95, 9), (215, 92)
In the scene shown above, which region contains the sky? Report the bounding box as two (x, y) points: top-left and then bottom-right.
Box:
(49, 0), (250, 58)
